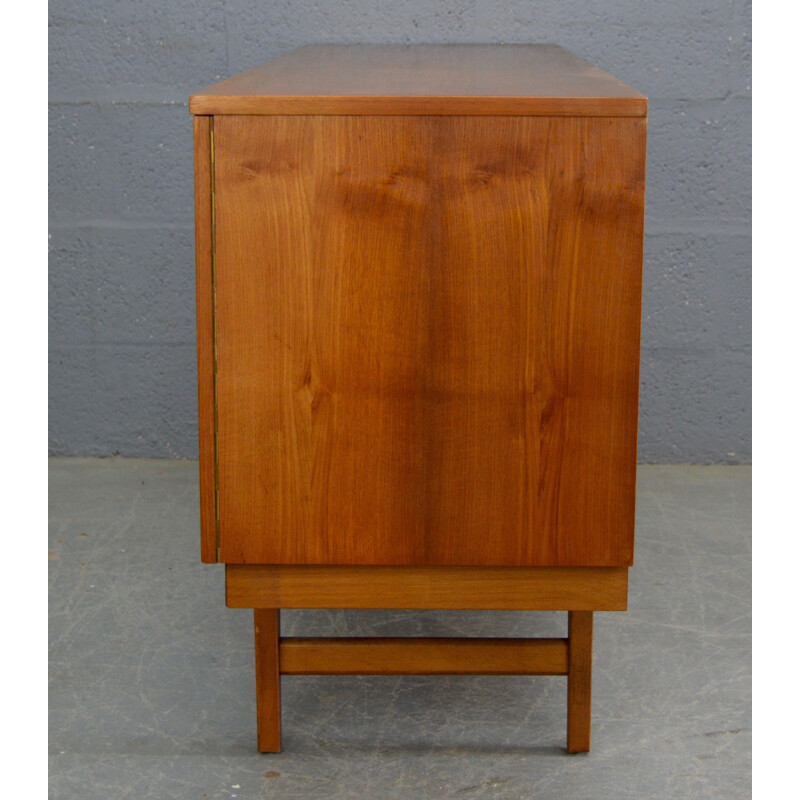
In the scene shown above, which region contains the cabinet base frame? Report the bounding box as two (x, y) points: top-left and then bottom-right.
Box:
(234, 566), (624, 754)
(227, 564), (627, 610)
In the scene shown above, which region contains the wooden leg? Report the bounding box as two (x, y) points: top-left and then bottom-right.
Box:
(567, 610), (593, 753)
(250, 606), (597, 753)
(254, 609), (281, 753)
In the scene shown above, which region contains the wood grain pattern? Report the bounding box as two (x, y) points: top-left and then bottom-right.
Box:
(254, 609), (281, 753)
(567, 610), (593, 753)
(279, 637), (569, 675)
(226, 566), (628, 610)
(190, 45), (646, 117)
(193, 115), (217, 563)
(213, 114), (645, 567)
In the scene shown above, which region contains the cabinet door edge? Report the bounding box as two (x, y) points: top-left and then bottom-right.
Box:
(194, 115), (219, 563)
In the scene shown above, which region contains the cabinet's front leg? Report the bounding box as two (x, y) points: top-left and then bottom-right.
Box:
(254, 608), (281, 753)
(567, 610), (593, 753)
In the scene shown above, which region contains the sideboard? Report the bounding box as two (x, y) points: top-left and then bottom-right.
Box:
(190, 44), (647, 753)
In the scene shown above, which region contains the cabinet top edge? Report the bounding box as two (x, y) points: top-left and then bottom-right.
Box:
(189, 44), (648, 117)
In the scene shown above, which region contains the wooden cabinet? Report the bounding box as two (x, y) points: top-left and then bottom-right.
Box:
(191, 44), (647, 753)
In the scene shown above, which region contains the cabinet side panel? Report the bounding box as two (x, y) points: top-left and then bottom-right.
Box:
(213, 115), (645, 566)
(194, 115), (218, 563)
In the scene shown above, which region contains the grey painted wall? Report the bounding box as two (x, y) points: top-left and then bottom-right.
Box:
(48, 1), (751, 463)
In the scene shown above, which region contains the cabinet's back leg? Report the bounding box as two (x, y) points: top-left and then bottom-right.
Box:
(567, 610), (593, 753)
(254, 609), (282, 753)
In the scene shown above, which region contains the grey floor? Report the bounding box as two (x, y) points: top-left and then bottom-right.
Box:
(49, 460), (750, 799)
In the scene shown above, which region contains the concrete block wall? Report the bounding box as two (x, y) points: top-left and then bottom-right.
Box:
(49, 1), (751, 462)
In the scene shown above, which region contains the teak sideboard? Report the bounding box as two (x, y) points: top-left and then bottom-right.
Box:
(190, 44), (647, 754)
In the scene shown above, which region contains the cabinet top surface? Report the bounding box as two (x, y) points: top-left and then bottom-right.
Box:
(189, 44), (647, 117)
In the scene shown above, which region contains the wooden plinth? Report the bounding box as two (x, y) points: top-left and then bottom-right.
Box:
(227, 565), (627, 610)
(240, 565), (613, 753)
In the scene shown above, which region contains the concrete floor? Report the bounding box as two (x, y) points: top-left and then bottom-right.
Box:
(49, 460), (750, 799)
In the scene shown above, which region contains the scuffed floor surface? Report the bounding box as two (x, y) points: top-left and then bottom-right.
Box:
(49, 459), (750, 799)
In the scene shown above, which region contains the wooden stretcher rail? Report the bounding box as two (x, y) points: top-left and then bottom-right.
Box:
(279, 636), (569, 675)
